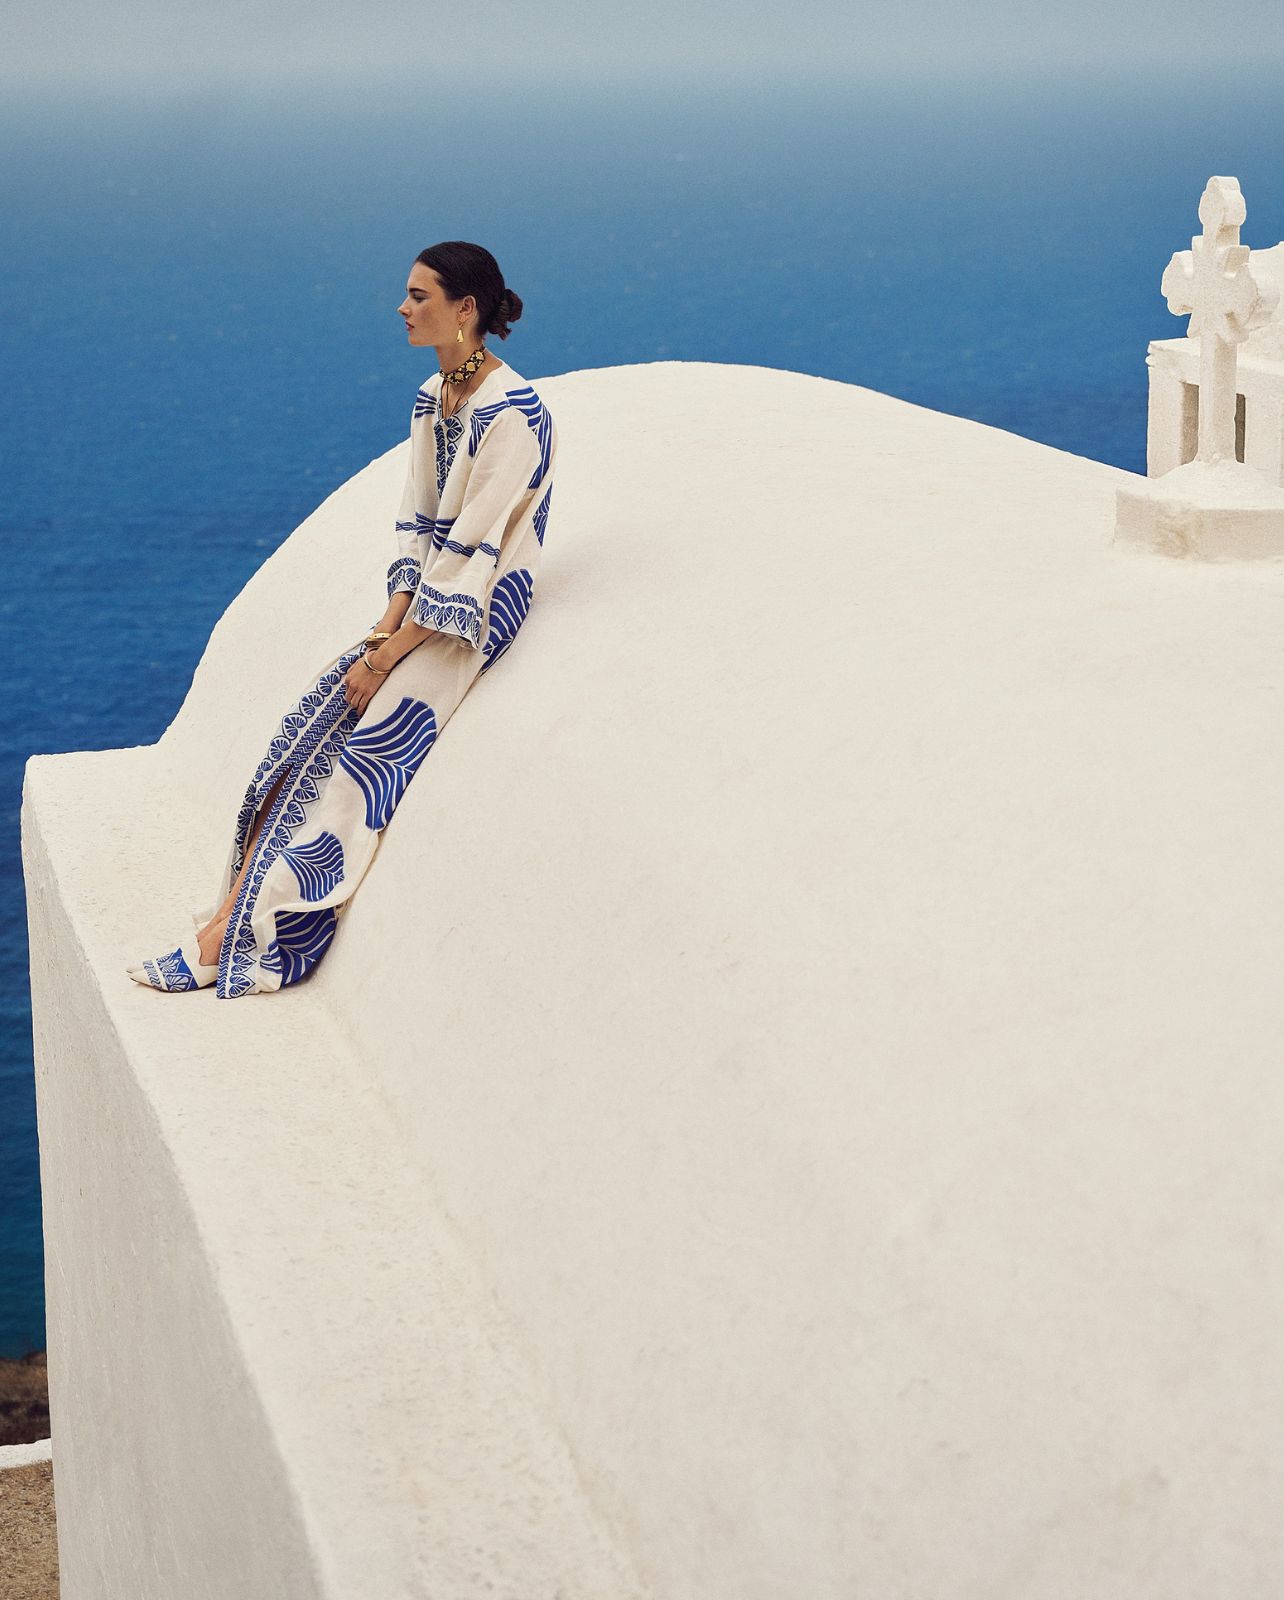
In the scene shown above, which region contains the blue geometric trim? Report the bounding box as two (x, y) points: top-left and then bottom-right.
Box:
(415, 513), (462, 552)
(386, 553), (421, 597)
(218, 648), (365, 998)
(141, 948), (199, 991)
(468, 386), (554, 489)
(481, 568), (535, 675)
(435, 412), (465, 495)
(280, 830), (346, 903)
(231, 669), (350, 882)
(533, 484), (552, 548)
(410, 583), (483, 648)
(468, 396), (509, 455)
(338, 695), (439, 831)
(158, 948), (198, 989)
(260, 908), (338, 987)
(435, 535), (501, 561)
(413, 387), (438, 420)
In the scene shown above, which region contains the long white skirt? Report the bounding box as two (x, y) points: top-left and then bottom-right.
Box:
(205, 627), (496, 1000)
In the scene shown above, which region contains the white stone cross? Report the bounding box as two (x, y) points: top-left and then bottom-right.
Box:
(1160, 176), (1278, 463)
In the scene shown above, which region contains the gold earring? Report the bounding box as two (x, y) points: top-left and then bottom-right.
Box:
(456, 326), (463, 343)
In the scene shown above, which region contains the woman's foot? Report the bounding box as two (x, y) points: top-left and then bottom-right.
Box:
(126, 934), (218, 992)
(194, 911), (230, 969)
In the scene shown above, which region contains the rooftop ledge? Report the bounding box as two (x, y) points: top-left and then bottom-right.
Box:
(24, 361), (1284, 1598)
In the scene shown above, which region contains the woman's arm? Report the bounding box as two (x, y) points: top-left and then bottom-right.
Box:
(343, 592), (416, 712)
(371, 589), (413, 638)
(367, 611), (430, 671)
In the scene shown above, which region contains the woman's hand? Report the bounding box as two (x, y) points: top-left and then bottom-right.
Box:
(344, 652), (390, 714)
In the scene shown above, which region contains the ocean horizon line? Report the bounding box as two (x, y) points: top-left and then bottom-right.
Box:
(1, 58), (1279, 110)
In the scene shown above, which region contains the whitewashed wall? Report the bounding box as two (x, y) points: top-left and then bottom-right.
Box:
(25, 363), (1284, 1598)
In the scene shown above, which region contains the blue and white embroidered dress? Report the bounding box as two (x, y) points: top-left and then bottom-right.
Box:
(207, 359), (556, 999)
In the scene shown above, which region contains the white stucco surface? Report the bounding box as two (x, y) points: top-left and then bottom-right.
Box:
(24, 361), (1284, 1597)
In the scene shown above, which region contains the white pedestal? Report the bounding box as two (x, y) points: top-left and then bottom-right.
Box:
(1115, 457), (1284, 561)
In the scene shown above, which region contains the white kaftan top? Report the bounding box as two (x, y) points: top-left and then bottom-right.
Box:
(386, 357), (556, 655)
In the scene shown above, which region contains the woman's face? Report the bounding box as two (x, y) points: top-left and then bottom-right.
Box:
(398, 263), (475, 347)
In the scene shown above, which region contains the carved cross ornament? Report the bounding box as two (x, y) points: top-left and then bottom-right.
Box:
(1160, 176), (1278, 462)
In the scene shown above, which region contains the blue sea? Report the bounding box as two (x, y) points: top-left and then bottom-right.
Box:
(2, 67), (1282, 1356)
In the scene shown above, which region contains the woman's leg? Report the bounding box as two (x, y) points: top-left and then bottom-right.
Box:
(195, 768), (290, 966)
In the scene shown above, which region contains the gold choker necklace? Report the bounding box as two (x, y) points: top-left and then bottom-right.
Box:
(442, 346), (487, 384)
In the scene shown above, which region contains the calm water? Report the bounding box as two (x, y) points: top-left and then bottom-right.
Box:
(2, 68), (1281, 1355)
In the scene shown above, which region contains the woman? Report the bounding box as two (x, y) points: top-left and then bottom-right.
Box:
(128, 241), (556, 998)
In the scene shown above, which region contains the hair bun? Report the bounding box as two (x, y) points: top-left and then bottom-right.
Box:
(490, 286), (523, 339)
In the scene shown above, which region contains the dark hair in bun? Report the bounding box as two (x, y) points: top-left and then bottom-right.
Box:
(414, 240), (524, 341)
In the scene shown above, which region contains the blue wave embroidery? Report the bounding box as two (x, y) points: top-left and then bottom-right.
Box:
(415, 512), (455, 549)
(468, 386), (554, 489)
(280, 830), (345, 903)
(260, 909), (339, 987)
(413, 514), (494, 558)
(533, 484), (552, 547)
(443, 535), (500, 559)
(481, 569), (535, 675)
(338, 695), (439, 830)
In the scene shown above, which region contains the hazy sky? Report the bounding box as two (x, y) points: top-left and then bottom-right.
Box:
(7, 0), (1283, 90)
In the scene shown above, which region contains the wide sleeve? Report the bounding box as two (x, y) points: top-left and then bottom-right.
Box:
(409, 405), (542, 649)
(386, 444), (421, 599)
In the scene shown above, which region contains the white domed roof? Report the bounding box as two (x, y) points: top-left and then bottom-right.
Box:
(33, 361), (1283, 1596)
